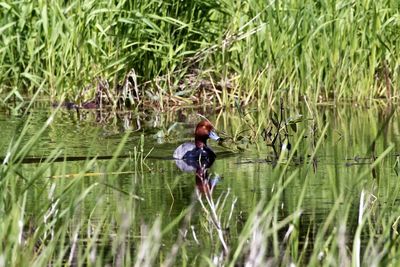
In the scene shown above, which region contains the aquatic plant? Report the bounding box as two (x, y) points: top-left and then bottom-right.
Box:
(1, 0), (399, 107)
(1, 103), (400, 266)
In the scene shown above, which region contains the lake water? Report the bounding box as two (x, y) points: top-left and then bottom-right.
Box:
(0, 102), (399, 264)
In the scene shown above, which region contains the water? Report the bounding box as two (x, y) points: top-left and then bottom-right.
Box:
(0, 102), (399, 263)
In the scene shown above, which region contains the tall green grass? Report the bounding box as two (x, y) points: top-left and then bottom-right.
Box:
(0, 0), (218, 101)
(1, 103), (400, 265)
(1, 0), (399, 105)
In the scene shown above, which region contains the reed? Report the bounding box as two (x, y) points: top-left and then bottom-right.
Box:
(1, 0), (399, 107)
(1, 103), (399, 265)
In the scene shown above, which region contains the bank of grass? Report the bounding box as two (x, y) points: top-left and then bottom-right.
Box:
(0, 0), (399, 106)
(1, 106), (400, 266)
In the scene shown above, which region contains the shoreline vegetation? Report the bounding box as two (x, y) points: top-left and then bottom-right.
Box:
(1, 0), (399, 108)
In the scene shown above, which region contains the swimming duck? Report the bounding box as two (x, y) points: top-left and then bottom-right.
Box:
(173, 120), (220, 160)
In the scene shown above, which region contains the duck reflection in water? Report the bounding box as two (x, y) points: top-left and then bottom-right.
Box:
(175, 157), (220, 195)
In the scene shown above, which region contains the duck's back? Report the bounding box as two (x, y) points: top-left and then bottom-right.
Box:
(173, 142), (196, 159)
(173, 143), (216, 160)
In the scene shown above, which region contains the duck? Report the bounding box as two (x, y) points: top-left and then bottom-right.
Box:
(173, 120), (220, 160)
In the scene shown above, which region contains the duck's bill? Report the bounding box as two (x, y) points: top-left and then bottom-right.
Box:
(208, 130), (220, 141)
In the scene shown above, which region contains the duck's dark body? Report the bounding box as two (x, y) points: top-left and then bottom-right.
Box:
(173, 143), (216, 160)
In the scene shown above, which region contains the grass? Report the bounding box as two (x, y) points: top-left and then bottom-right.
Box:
(1, 102), (400, 265)
(0, 0), (399, 108)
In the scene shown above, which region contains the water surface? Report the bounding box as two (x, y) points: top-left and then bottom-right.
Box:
(1, 102), (399, 262)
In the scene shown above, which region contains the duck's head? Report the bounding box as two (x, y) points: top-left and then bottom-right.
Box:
(195, 120), (220, 148)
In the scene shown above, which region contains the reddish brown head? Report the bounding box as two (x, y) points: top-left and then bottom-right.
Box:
(194, 120), (220, 148)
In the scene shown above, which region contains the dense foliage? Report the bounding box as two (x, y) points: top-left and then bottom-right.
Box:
(0, 0), (399, 103)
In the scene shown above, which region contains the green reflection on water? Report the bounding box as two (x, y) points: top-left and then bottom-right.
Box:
(1, 103), (399, 265)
